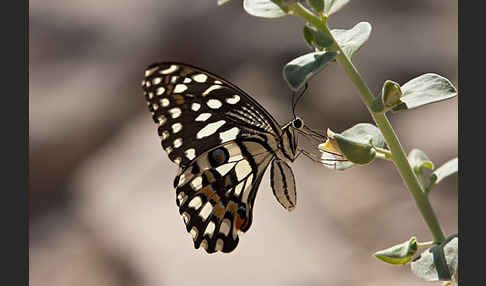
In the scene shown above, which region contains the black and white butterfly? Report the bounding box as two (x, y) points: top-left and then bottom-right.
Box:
(141, 62), (327, 254)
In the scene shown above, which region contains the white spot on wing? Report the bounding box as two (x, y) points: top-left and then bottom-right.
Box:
(182, 212), (190, 224)
(171, 123), (182, 133)
(215, 239), (224, 251)
(190, 226), (198, 240)
(220, 218), (231, 236)
(160, 98), (169, 107)
(160, 130), (169, 140)
(174, 84), (188, 93)
(219, 127), (240, 143)
(207, 99), (222, 109)
(173, 138), (183, 148)
(183, 78), (192, 83)
(145, 67), (158, 76)
(200, 239), (208, 250)
(188, 196), (203, 209)
(156, 87), (165, 95)
(190, 177), (203, 191)
(199, 202), (213, 221)
(160, 65), (178, 74)
(184, 148), (196, 160)
(192, 74), (208, 83)
(235, 160), (252, 179)
(191, 103), (201, 111)
(195, 113), (212, 122)
(234, 181), (245, 196)
(204, 221), (216, 238)
(152, 77), (162, 85)
(157, 115), (167, 126)
(203, 85), (223, 96)
(226, 95), (240, 104)
(216, 162), (236, 176)
(169, 107), (181, 119)
(177, 192), (187, 205)
(196, 120), (226, 139)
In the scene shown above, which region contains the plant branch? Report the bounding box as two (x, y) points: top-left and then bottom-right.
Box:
(288, 3), (446, 242)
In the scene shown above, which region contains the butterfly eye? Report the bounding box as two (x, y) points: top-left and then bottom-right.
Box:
(292, 117), (304, 129)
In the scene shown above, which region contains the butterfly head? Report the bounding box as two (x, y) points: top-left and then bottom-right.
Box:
(291, 117), (304, 129)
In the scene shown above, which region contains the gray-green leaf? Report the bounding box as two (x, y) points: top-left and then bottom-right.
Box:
(243, 0), (287, 18)
(408, 149), (435, 176)
(392, 73), (457, 111)
(324, 0), (350, 17)
(320, 123), (385, 170)
(331, 22), (372, 58)
(283, 51), (338, 91)
(374, 236), (418, 265)
(430, 158), (458, 186)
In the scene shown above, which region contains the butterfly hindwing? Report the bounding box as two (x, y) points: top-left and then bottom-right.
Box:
(174, 140), (274, 253)
(141, 62), (282, 168)
(270, 159), (297, 211)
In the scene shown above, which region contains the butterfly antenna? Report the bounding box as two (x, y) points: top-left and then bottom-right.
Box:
(292, 83), (308, 119)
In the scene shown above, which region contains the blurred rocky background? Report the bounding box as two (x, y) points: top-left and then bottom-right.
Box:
(29, 1), (457, 285)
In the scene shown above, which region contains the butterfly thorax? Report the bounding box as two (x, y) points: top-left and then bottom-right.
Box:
(277, 117), (303, 163)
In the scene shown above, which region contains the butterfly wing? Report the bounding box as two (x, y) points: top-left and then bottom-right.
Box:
(174, 140), (273, 253)
(141, 62), (285, 253)
(141, 62), (282, 168)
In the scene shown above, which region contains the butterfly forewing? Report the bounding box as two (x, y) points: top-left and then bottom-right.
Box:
(141, 62), (291, 253)
(142, 62), (282, 168)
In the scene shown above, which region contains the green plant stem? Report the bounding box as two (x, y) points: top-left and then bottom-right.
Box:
(417, 240), (438, 249)
(289, 3), (446, 242)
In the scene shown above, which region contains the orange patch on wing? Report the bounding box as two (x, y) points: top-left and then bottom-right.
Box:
(226, 201), (239, 214)
(224, 176), (233, 187)
(199, 184), (216, 200)
(173, 94), (185, 105)
(234, 214), (247, 231)
(213, 202), (225, 219)
(180, 68), (192, 77)
(203, 170), (217, 184)
(166, 84), (173, 94)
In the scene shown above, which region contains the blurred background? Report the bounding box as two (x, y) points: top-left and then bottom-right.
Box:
(29, 1), (457, 285)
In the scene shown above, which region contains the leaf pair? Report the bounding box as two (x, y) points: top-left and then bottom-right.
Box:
(237, 0), (350, 18)
(375, 234), (458, 283)
(285, 22), (372, 91)
(373, 74), (458, 113)
(408, 149), (458, 194)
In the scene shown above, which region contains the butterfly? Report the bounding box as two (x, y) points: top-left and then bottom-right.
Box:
(141, 62), (324, 254)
